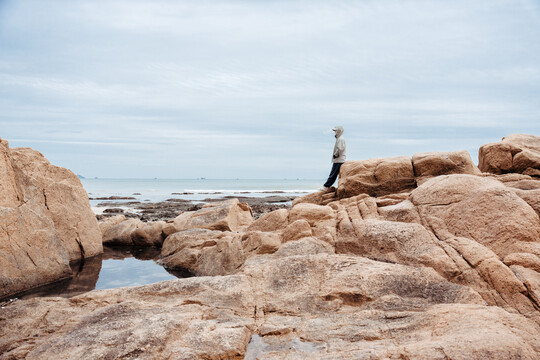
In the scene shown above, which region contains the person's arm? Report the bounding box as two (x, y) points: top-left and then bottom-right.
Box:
(334, 138), (345, 158)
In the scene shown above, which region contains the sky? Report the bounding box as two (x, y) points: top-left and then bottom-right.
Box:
(0, 0), (539, 179)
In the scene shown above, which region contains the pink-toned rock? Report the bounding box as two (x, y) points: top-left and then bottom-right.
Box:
(9, 146), (102, 261)
(274, 237), (334, 257)
(411, 175), (540, 259)
(337, 156), (416, 198)
(0, 276), (255, 360)
(479, 134), (540, 175)
(377, 199), (422, 223)
(281, 219), (312, 242)
(502, 177), (540, 217)
(241, 231), (281, 255)
(504, 253), (540, 273)
(160, 229), (244, 276)
(247, 208), (289, 232)
(1, 138), (101, 298)
(0, 205), (72, 298)
(412, 150), (480, 184)
(165, 199), (253, 235)
(98, 214), (126, 234)
(289, 203), (337, 245)
(2, 253), (540, 359)
(336, 219), (459, 279)
(101, 217), (165, 246)
(0, 139), (21, 208)
(292, 187), (337, 207)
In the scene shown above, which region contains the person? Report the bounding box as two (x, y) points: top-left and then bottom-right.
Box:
(320, 126), (346, 191)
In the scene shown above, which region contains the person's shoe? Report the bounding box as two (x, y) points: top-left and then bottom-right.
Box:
(318, 186), (329, 192)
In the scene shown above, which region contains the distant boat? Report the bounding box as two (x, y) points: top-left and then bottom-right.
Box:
(77, 174), (85, 179)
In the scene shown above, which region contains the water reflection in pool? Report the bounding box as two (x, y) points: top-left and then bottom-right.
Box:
(8, 246), (192, 301)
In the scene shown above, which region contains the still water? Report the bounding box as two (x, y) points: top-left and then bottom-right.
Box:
(5, 246), (190, 301)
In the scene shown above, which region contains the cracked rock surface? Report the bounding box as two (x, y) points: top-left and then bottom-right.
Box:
(0, 138), (102, 298)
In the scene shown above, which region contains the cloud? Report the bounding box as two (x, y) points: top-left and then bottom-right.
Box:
(0, 0), (539, 178)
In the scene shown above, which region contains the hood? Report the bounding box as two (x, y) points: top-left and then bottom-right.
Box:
(333, 126), (344, 138)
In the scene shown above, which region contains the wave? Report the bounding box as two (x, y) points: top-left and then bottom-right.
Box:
(177, 189), (312, 195)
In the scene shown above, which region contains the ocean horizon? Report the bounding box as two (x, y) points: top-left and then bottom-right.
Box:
(81, 178), (323, 205)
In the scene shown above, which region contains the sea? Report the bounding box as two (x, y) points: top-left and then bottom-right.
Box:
(82, 178), (321, 209)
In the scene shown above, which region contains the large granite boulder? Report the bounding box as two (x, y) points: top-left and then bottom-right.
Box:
(100, 216), (165, 246)
(0, 276), (255, 360)
(160, 228), (245, 276)
(3, 254), (540, 359)
(479, 134), (540, 176)
(163, 198), (253, 235)
(412, 150), (481, 184)
(8, 146), (102, 261)
(337, 156), (416, 198)
(0, 139), (102, 298)
(410, 174), (540, 258)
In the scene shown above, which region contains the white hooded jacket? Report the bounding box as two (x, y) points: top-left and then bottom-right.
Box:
(332, 126), (346, 163)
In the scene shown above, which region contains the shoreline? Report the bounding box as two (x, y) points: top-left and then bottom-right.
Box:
(93, 194), (299, 221)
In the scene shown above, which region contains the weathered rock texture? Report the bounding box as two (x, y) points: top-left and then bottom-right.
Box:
(479, 134), (540, 176)
(3, 135), (540, 359)
(2, 255), (540, 359)
(0, 138), (102, 298)
(100, 215), (165, 246)
(337, 156), (416, 198)
(163, 198), (253, 235)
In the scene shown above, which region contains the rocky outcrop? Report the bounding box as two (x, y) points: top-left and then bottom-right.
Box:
(479, 134), (540, 176)
(163, 198), (253, 235)
(100, 215), (165, 246)
(9, 146), (102, 261)
(412, 150), (481, 184)
(337, 156), (416, 198)
(2, 255), (540, 359)
(0, 139), (102, 298)
(300, 150), (481, 203)
(160, 229), (245, 276)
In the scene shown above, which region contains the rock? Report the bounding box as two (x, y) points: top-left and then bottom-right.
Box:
(412, 150), (480, 184)
(3, 254), (540, 359)
(292, 187), (337, 207)
(289, 203), (337, 245)
(133, 221), (166, 246)
(409, 175), (540, 322)
(337, 156), (416, 198)
(244, 254), (483, 314)
(0, 205), (72, 299)
(410, 174), (540, 259)
(247, 208), (289, 232)
(0, 276), (255, 360)
(0, 139), (21, 208)
(98, 214), (127, 234)
(335, 219), (459, 280)
(160, 229), (244, 276)
(241, 231), (281, 255)
(101, 218), (165, 246)
(9, 147), (102, 261)
(164, 199), (253, 235)
(0, 139), (101, 298)
(479, 134), (540, 175)
(377, 199), (422, 224)
(274, 237), (334, 257)
(504, 253), (540, 273)
(503, 177), (540, 217)
(281, 219), (312, 242)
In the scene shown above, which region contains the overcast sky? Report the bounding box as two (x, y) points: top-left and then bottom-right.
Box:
(1, 0), (539, 178)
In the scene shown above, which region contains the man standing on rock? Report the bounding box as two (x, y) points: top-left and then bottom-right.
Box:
(321, 126), (346, 191)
